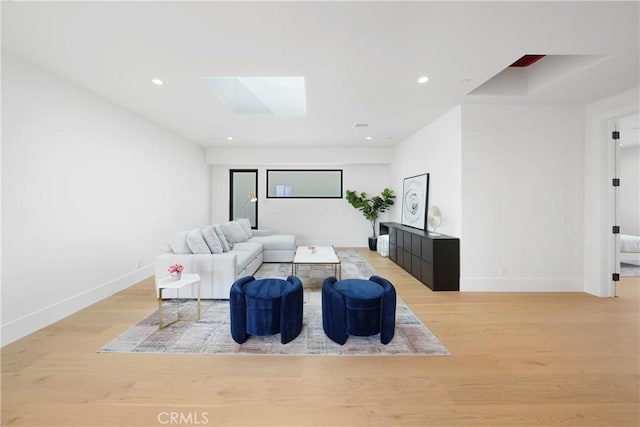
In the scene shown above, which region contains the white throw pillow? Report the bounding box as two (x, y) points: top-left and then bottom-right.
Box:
(213, 225), (232, 251)
(202, 225), (224, 254)
(169, 231), (192, 254)
(187, 229), (211, 254)
(221, 221), (249, 244)
(235, 218), (253, 239)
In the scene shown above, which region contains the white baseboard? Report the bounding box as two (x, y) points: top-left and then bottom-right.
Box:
(298, 240), (369, 247)
(1, 265), (154, 347)
(460, 277), (583, 292)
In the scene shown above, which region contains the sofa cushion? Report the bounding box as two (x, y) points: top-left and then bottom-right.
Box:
(169, 231), (192, 254)
(232, 251), (252, 273)
(233, 251), (251, 273)
(231, 242), (263, 273)
(232, 241), (263, 258)
(221, 221), (249, 244)
(187, 229), (211, 254)
(213, 225), (232, 252)
(250, 234), (296, 251)
(202, 225), (224, 254)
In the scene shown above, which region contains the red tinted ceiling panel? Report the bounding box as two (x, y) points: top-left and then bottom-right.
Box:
(510, 54), (546, 67)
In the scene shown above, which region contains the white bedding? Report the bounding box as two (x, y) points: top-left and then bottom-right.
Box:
(620, 234), (640, 253)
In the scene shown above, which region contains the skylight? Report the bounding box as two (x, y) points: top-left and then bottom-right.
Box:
(202, 76), (306, 115)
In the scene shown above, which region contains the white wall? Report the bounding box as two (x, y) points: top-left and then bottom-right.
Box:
(619, 146), (640, 236)
(208, 149), (391, 246)
(389, 106), (462, 237)
(460, 104), (585, 292)
(584, 88), (639, 297)
(206, 146), (392, 166)
(1, 53), (210, 346)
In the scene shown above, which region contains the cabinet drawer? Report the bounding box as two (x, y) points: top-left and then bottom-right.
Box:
(402, 249), (412, 271)
(389, 244), (397, 262)
(389, 228), (397, 244)
(421, 261), (434, 289)
(411, 255), (421, 278)
(402, 231), (412, 250)
(411, 234), (422, 257)
(421, 238), (433, 262)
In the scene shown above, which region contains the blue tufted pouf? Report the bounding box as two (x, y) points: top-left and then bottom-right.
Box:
(334, 279), (384, 337)
(322, 275), (396, 345)
(244, 278), (288, 336)
(230, 276), (303, 344)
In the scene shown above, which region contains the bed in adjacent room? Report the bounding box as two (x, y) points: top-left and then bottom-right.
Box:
(620, 234), (640, 267)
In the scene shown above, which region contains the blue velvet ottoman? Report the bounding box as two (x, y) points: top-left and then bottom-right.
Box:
(321, 275), (396, 345)
(230, 276), (303, 344)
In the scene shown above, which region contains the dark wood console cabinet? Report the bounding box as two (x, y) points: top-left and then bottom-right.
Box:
(380, 222), (460, 291)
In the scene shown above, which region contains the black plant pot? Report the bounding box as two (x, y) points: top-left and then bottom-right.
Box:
(368, 237), (378, 251)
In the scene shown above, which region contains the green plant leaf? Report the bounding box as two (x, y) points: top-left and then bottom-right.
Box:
(345, 188), (395, 237)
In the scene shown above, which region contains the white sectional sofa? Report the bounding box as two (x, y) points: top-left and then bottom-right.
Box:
(155, 219), (295, 299)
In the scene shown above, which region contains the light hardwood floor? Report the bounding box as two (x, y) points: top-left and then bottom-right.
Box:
(2, 249), (639, 426)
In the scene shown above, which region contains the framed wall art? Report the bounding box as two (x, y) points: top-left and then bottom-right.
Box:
(401, 173), (429, 230)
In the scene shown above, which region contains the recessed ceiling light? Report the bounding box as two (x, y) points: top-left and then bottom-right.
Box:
(417, 76), (429, 84)
(365, 136), (373, 140)
(151, 78), (164, 85)
(226, 137), (233, 141)
(354, 123), (369, 128)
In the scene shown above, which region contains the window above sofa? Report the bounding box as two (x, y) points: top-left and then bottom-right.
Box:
(266, 169), (343, 198)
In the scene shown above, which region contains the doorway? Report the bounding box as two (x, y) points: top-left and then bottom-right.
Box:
(615, 114), (640, 279)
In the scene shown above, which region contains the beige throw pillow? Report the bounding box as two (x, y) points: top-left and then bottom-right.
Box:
(186, 229), (211, 254)
(169, 231), (191, 254)
(235, 218), (253, 239)
(213, 225), (232, 251)
(220, 221), (249, 244)
(202, 226), (224, 254)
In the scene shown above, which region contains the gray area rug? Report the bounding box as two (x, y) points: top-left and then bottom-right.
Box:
(621, 263), (640, 277)
(99, 249), (449, 356)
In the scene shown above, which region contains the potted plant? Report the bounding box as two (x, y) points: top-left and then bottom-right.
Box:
(168, 263), (184, 280)
(345, 188), (395, 250)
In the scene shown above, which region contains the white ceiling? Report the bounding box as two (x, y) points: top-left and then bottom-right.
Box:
(2, 1), (639, 148)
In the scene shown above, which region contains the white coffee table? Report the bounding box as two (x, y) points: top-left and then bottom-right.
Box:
(157, 273), (201, 330)
(292, 246), (341, 279)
